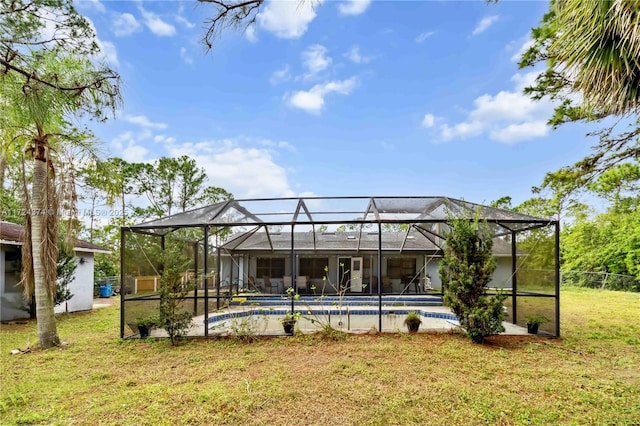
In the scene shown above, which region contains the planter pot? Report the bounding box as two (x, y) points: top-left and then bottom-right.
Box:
(406, 322), (420, 333)
(470, 334), (485, 344)
(138, 325), (151, 338)
(282, 320), (296, 336)
(527, 323), (540, 334)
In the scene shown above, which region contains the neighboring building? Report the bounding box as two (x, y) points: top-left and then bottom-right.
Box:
(0, 221), (109, 321)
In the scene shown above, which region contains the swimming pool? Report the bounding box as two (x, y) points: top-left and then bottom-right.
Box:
(207, 307), (458, 335)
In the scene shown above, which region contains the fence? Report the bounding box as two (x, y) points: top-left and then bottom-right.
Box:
(94, 276), (121, 297)
(560, 270), (639, 292)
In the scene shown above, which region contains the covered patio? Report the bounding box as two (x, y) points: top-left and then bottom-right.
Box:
(120, 196), (560, 338)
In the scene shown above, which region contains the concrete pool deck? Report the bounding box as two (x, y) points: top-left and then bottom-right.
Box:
(143, 304), (529, 338)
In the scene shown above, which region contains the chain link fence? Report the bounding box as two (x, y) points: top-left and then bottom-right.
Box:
(561, 270), (639, 292)
(94, 276), (121, 297)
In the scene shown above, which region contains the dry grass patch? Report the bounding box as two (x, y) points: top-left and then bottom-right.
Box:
(1, 287), (639, 425)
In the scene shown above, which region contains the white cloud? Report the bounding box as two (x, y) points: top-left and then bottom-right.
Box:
(345, 46), (372, 64)
(432, 70), (554, 143)
(471, 15), (499, 36)
(112, 13), (142, 37)
(111, 130), (303, 197)
(270, 65), (291, 85)
(510, 37), (534, 63)
(415, 31), (435, 43)
(96, 40), (119, 67)
(490, 121), (549, 143)
(286, 77), (358, 114)
(257, 0), (321, 39)
(124, 115), (168, 130)
(139, 8), (176, 37)
(245, 24), (258, 43)
(180, 47), (193, 65)
(440, 121), (484, 141)
(511, 70), (540, 91)
(165, 139), (296, 198)
(338, 0), (371, 16)
(469, 91), (542, 123)
(302, 44), (332, 77)
(174, 15), (195, 29)
(78, 0), (106, 14)
(111, 132), (150, 163)
(83, 18), (119, 67)
(258, 138), (296, 151)
(421, 114), (435, 128)
(153, 134), (176, 144)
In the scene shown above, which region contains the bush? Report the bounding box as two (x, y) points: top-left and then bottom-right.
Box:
(157, 241), (194, 345)
(439, 214), (507, 343)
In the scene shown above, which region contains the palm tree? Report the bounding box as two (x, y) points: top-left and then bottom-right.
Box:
(553, 0), (640, 116)
(4, 53), (120, 348)
(519, 0), (640, 195)
(524, 0), (640, 118)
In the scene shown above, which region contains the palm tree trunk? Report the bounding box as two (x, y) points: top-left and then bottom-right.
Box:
(32, 146), (59, 348)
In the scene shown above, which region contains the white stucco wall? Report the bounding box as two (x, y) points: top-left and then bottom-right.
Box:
(490, 257), (513, 289)
(241, 252), (515, 294)
(54, 252), (95, 314)
(424, 256), (513, 290)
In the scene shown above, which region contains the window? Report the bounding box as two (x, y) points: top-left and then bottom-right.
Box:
(387, 257), (416, 279)
(4, 246), (22, 293)
(299, 257), (329, 279)
(256, 257), (285, 278)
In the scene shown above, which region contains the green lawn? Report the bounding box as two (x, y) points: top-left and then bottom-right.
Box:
(1, 287), (639, 425)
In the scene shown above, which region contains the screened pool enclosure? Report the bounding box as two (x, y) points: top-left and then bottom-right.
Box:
(120, 196), (560, 338)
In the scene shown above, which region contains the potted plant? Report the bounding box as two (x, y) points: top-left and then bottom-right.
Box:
(404, 311), (422, 333)
(280, 312), (300, 336)
(136, 315), (159, 338)
(525, 315), (549, 335)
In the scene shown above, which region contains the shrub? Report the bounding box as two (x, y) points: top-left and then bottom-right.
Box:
(439, 214), (507, 343)
(157, 241), (194, 345)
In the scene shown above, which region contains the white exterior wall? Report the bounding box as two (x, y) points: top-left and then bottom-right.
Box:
(54, 252), (95, 314)
(241, 253), (514, 293)
(489, 257), (513, 289)
(423, 256), (512, 290)
(425, 259), (442, 290)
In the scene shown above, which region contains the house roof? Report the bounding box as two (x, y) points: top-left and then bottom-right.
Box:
(221, 230), (516, 256)
(0, 221), (110, 253)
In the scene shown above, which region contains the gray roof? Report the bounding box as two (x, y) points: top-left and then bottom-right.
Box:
(221, 230), (516, 256)
(0, 221), (110, 253)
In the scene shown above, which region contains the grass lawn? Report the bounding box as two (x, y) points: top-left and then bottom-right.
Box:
(1, 287), (639, 425)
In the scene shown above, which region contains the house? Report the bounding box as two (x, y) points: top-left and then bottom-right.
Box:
(0, 221), (109, 321)
(218, 230), (518, 295)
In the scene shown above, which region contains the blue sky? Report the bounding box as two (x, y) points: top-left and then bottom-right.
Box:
(75, 0), (597, 206)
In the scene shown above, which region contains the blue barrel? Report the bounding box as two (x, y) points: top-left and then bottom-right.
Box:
(99, 284), (112, 298)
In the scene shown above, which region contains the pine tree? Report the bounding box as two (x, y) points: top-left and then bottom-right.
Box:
(439, 216), (506, 343)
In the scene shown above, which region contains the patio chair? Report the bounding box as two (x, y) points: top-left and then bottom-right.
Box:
(296, 276), (308, 294)
(283, 276), (292, 291)
(248, 276), (260, 292)
(382, 276), (392, 293)
(263, 276), (276, 294)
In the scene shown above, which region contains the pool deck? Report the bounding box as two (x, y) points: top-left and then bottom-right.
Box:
(145, 303), (529, 338)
